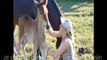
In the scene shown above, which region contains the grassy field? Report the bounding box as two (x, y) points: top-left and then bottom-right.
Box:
(14, 0), (94, 60)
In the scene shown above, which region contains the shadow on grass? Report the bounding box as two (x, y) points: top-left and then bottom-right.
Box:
(56, 0), (93, 13)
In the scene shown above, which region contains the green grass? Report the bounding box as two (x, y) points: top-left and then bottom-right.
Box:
(14, 0), (94, 60)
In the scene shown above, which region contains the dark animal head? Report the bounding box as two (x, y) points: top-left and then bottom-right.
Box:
(78, 47), (91, 56)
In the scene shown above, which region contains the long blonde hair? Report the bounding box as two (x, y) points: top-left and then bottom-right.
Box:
(67, 30), (75, 44)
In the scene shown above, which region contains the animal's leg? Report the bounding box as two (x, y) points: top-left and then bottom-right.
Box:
(15, 34), (25, 60)
(14, 37), (18, 54)
(14, 38), (21, 60)
(40, 47), (46, 60)
(37, 48), (40, 60)
(33, 46), (38, 60)
(18, 17), (25, 60)
(39, 34), (46, 60)
(22, 36), (28, 60)
(13, 23), (18, 55)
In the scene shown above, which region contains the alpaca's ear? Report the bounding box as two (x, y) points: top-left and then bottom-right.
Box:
(34, 0), (47, 6)
(44, 0), (48, 6)
(34, 0), (39, 5)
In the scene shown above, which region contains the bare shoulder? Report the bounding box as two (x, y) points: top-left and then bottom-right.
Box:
(62, 38), (71, 46)
(64, 37), (71, 42)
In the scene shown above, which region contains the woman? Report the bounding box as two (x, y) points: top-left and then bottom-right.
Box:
(40, 17), (75, 60)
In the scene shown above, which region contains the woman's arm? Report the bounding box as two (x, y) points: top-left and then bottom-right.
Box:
(45, 39), (69, 58)
(39, 35), (70, 58)
(45, 21), (62, 37)
(47, 28), (62, 37)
